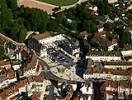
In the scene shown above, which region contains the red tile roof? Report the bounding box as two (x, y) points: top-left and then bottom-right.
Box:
(31, 92), (41, 100)
(0, 75), (43, 100)
(0, 61), (11, 68)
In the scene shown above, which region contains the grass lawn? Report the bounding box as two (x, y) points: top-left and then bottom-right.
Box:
(38, 0), (79, 6)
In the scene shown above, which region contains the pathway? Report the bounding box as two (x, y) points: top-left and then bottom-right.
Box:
(17, 0), (88, 14)
(17, 0), (57, 15)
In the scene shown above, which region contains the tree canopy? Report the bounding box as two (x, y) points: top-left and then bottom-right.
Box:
(0, 0), (49, 42)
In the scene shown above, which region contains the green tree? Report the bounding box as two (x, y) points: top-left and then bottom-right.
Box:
(18, 24), (27, 42)
(8, 19), (27, 42)
(0, 46), (5, 60)
(128, 95), (132, 100)
(96, 0), (109, 15)
(82, 20), (97, 34)
(6, 0), (17, 10)
(19, 92), (31, 100)
(47, 20), (58, 31)
(104, 22), (115, 31)
(21, 8), (49, 32)
(0, 0), (13, 32)
(55, 12), (66, 24)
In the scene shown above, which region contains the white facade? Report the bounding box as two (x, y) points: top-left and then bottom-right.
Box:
(121, 50), (132, 57)
(108, 0), (118, 4)
(16, 52), (22, 60)
(40, 48), (47, 57)
(72, 48), (80, 58)
(12, 65), (21, 71)
(127, 5), (132, 11)
(106, 86), (132, 96)
(80, 83), (93, 100)
(89, 6), (98, 12)
(86, 56), (121, 62)
(71, 84), (77, 91)
(104, 65), (132, 69)
(0, 78), (17, 89)
(98, 27), (104, 32)
(80, 83), (93, 95)
(108, 43), (118, 51)
(83, 74), (130, 81)
(39, 34), (65, 45)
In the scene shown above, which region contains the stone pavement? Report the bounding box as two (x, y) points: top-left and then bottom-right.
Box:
(50, 65), (84, 82)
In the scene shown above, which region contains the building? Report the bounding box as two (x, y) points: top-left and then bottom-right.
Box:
(86, 51), (121, 62)
(33, 34), (80, 61)
(121, 50), (132, 57)
(108, 0), (118, 4)
(102, 61), (132, 69)
(80, 82), (93, 100)
(0, 60), (11, 70)
(104, 80), (132, 100)
(58, 81), (93, 100)
(0, 75), (44, 100)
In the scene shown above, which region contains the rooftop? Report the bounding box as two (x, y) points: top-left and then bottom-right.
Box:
(0, 60), (11, 67)
(32, 32), (50, 40)
(88, 50), (121, 56)
(102, 61), (132, 65)
(85, 67), (129, 75)
(103, 80), (132, 89)
(0, 75), (43, 99)
(31, 92), (41, 100)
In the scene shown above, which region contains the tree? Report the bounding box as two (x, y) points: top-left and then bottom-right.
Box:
(6, 0), (17, 10)
(113, 23), (131, 47)
(20, 8), (49, 32)
(82, 20), (97, 34)
(47, 20), (58, 32)
(7, 19), (27, 42)
(128, 95), (132, 100)
(104, 22), (115, 31)
(0, 0), (13, 32)
(55, 12), (66, 24)
(0, 46), (6, 60)
(96, 0), (109, 15)
(18, 24), (27, 42)
(120, 31), (131, 45)
(19, 92), (31, 100)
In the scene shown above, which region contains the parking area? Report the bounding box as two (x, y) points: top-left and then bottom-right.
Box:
(47, 48), (73, 67)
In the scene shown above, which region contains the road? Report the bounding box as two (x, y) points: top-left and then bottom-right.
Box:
(18, 0), (57, 15)
(18, 0), (88, 15)
(61, 0), (88, 10)
(38, 59), (67, 81)
(0, 33), (25, 46)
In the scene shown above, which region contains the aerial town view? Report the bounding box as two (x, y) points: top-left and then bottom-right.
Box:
(0, 0), (131, 100)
